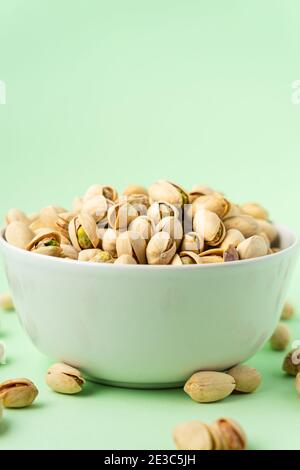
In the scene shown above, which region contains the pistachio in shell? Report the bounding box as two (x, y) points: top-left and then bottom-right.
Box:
(45, 363), (85, 394)
(255, 218), (278, 244)
(181, 231), (204, 253)
(147, 201), (179, 226)
(83, 184), (118, 202)
(123, 184), (148, 196)
(282, 349), (300, 375)
(5, 208), (30, 226)
(107, 202), (138, 230)
(146, 232), (176, 265)
(0, 378), (38, 408)
(128, 215), (155, 241)
(188, 184), (215, 203)
(270, 323), (290, 351)
(81, 195), (110, 222)
(281, 301), (294, 320)
(178, 251), (202, 264)
(237, 235), (269, 260)
(5, 221), (34, 249)
(220, 228), (245, 250)
(224, 215), (259, 238)
(78, 248), (113, 263)
(193, 209), (226, 246)
(116, 231), (147, 264)
(210, 418), (247, 450)
(173, 420), (214, 450)
(148, 180), (189, 206)
(192, 193), (231, 218)
(68, 213), (99, 250)
(61, 244), (78, 260)
(102, 228), (118, 257)
(155, 216), (183, 248)
(114, 254), (137, 264)
(184, 371), (236, 403)
(227, 364), (262, 393)
(241, 202), (268, 220)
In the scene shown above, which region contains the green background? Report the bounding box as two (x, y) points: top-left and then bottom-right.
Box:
(0, 0), (300, 450)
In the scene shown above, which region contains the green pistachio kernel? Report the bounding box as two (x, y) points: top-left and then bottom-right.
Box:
(77, 226), (93, 249)
(44, 239), (59, 247)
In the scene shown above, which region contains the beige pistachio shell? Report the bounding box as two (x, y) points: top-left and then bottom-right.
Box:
(5, 208), (30, 226)
(61, 244), (78, 260)
(78, 248), (112, 263)
(5, 221), (34, 249)
(255, 219), (278, 244)
(116, 231), (147, 264)
(171, 253), (183, 265)
(179, 251), (202, 264)
(119, 193), (150, 213)
(107, 202), (138, 230)
(281, 301), (294, 320)
(56, 211), (76, 235)
(184, 371), (235, 403)
(129, 216), (155, 241)
(173, 420), (213, 450)
(181, 231), (204, 253)
(81, 195), (109, 222)
(220, 229), (245, 250)
(32, 245), (63, 257)
(30, 205), (66, 231)
(224, 215), (259, 238)
(227, 364), (262, 393)
(155, 216), (183, 248)
(211, 418), (247, 450)
(114, 254), (137, 264)
(146, 232), (176, 265)
(148, 180), (189, 206)
(270, 323), (290, 351)
(102, 228), (118, 257)
(198, 255), (224, 264)
(46, 363), (85, 394)
(193, 209), (226, 246)
(68, 213), (99, 250)
(241, 202), (268, 220)
(0, 378), (38, 408)
(83, 184), (118, 202)
(26, 230), (61, 251)
(237, 235), (269, 260)
(192, 193), (231, 218)
(123, 184), (148, 196)
(188, 184), (215, 203)
(147, 201), (179, 226)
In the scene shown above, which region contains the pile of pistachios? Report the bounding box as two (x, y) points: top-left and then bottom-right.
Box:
(3, 181), (279, 264)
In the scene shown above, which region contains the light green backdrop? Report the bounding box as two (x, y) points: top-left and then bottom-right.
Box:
(0, 0), (300, 450)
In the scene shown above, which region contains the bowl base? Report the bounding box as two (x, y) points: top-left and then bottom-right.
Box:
(85, 375), (184, 390)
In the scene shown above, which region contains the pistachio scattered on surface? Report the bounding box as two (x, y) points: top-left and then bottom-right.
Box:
(45, 363), (85, 394)
(184, 371), (236, 403)
(0, 292), (14, 311)
(270, 323), (291, 351)
(282, 349), (300, 375)
(227, 364), (262, 393)
(281, 302), (294, 320)
(0, 378), (38, 408)
(210, 417), (247, 450)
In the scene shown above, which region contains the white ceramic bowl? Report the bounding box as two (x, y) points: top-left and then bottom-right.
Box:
(0, 225), (299, 388)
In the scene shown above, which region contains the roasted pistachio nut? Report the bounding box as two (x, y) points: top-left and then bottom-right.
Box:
(123, 184), (148, 197)
(184, 371), (236, 403)
(147, 201), (179, 226)
(281, 301), (294, 320)
(114, 254), (137, 264)
(116, 231), (147, 264)
(155, 216), (183, 248)
(129, 216), (155, 241)
(5, 208), (30, 226)
(210, 418), (247, 450)
(69, 213), (99, 250)
(181, 231), (204, 253)
(107, 202), (138, 230)
(220, 229), (245, 250)
(5, 221), (34, 249)
(173, 420), (213, 450)
(149, 180), (189, 206)
(282, 349), (300, 375)
(270, 323), (291, 351)
(192, 193), (231, 218)
(237, 235), (269, 260)
(241, 202), (268, 220)
(0, 378), (38, 408)
(193, 209), (226, 246)
(227, 364), (262, 393)
(83, 184), (118, 202)
(146, 232), (176, 265)
(224, 215), (258, 238)
(46, 363), (85, 394)
(0, 292), (14, 311)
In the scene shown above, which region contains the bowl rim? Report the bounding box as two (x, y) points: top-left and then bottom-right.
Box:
(0, 224), (299, 271)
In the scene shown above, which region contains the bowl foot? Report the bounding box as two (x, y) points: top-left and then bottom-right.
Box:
(85, 375), (184, 390)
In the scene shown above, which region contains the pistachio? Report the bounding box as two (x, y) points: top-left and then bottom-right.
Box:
(102, 228), (118, 257)
(224, 215), (259, 238)
(199, 255), (224, 264)
(192, 193), (231, 218)
(282, 349), (300, 375)
(123, 184), (148, 196)
(220, 229), (245, 250)
(69, 213), (99, 250)
(128, 216), (155, 241)
(227, 364), (262, 393)
(270, 323), (290, 351)
(281, 301), (294, 320)
(147, 201), (179, 226)
(149, 180), (189, 206)
(188, 184), (214, 203)
(0, 378), (38, 408)
(295, 373), (300, 395)
(241, 202), (268, 220)
(184, 371), (235, 403)
(81, 195), (110, 222)
(61, 244), (78, 260)
(5, 208), (30, 226)
(173, 420), (213, 450)
(5, 221), (34, 249)
(116, 231), (147, 264)
(120, 193), (150, 213)
(114, 254), (137, 264)
(237, 235), (269, 260)
(78, 248), (113, 263)
(181, 231), (204, 253)
(223, 245), (239, 262)
(178, 251), (202, 264)
(155, 216), (183, 248)
(146, 232), (176, 265)
(107, 202), (138, 230)
(193, 209), (226, 246)
(255, 219), (278, 244)
(30, 205), (66, 231)
(210, 418), (247, 450)
(0, 292), (14, 311)
(83, 184), (118, 202)
(46, 363), (85, 394)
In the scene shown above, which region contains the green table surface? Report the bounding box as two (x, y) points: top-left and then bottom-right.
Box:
(0, 295), (299, 450)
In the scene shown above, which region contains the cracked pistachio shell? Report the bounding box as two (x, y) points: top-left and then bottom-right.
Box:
(26, 230), (61, 251)
(116, 231), (147, 264)
(46, 363), (85, 394)
(61, 244), (78, 260)
(210, 418), (247, 450)
(173, 421), (213, 451)
(270, 323), (290, 351)
(5, 221), (34, 249)
(171, 253), (182, 265)
(227, 364), (262, 393)
(198, 255), (224, 264)
(81, 195), (110, 222)
(184, 371), (235, 403)
(128, 216), (154, 241)
(149, 180), (189, 206)
(83, 184), (118, 202)
(193, 209), (226, 246)
(107, 202), (138, 230)
(223, 245), (239, 262)
(179, 251), (202, 264)
(32, 246), (63, 257)
(188, 185), (215, 203)
(114, 254), (137, 264)
(0, 292), (14, 311)
(181, 231), (204, 253)
(147, 201), (179, 226)
(237, 235), (268, 260)
(224, 215), (258, 238)
(192, 193), (231, 218)
(102, 228), (118, 257)
(123, 185), (148, 196)
(281, 301), (294, 320)
(5, 208), (30, 226)
(155, 216), (183, 248)
(256, 219), (278, 244)
(68, 213), (99, 250)
(146, 232), (176, 265)
(282, 349), (300, 375)
(220, 229), (245, 250)
(0, 378), (38, 408)
(241, 202), (268, 220)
